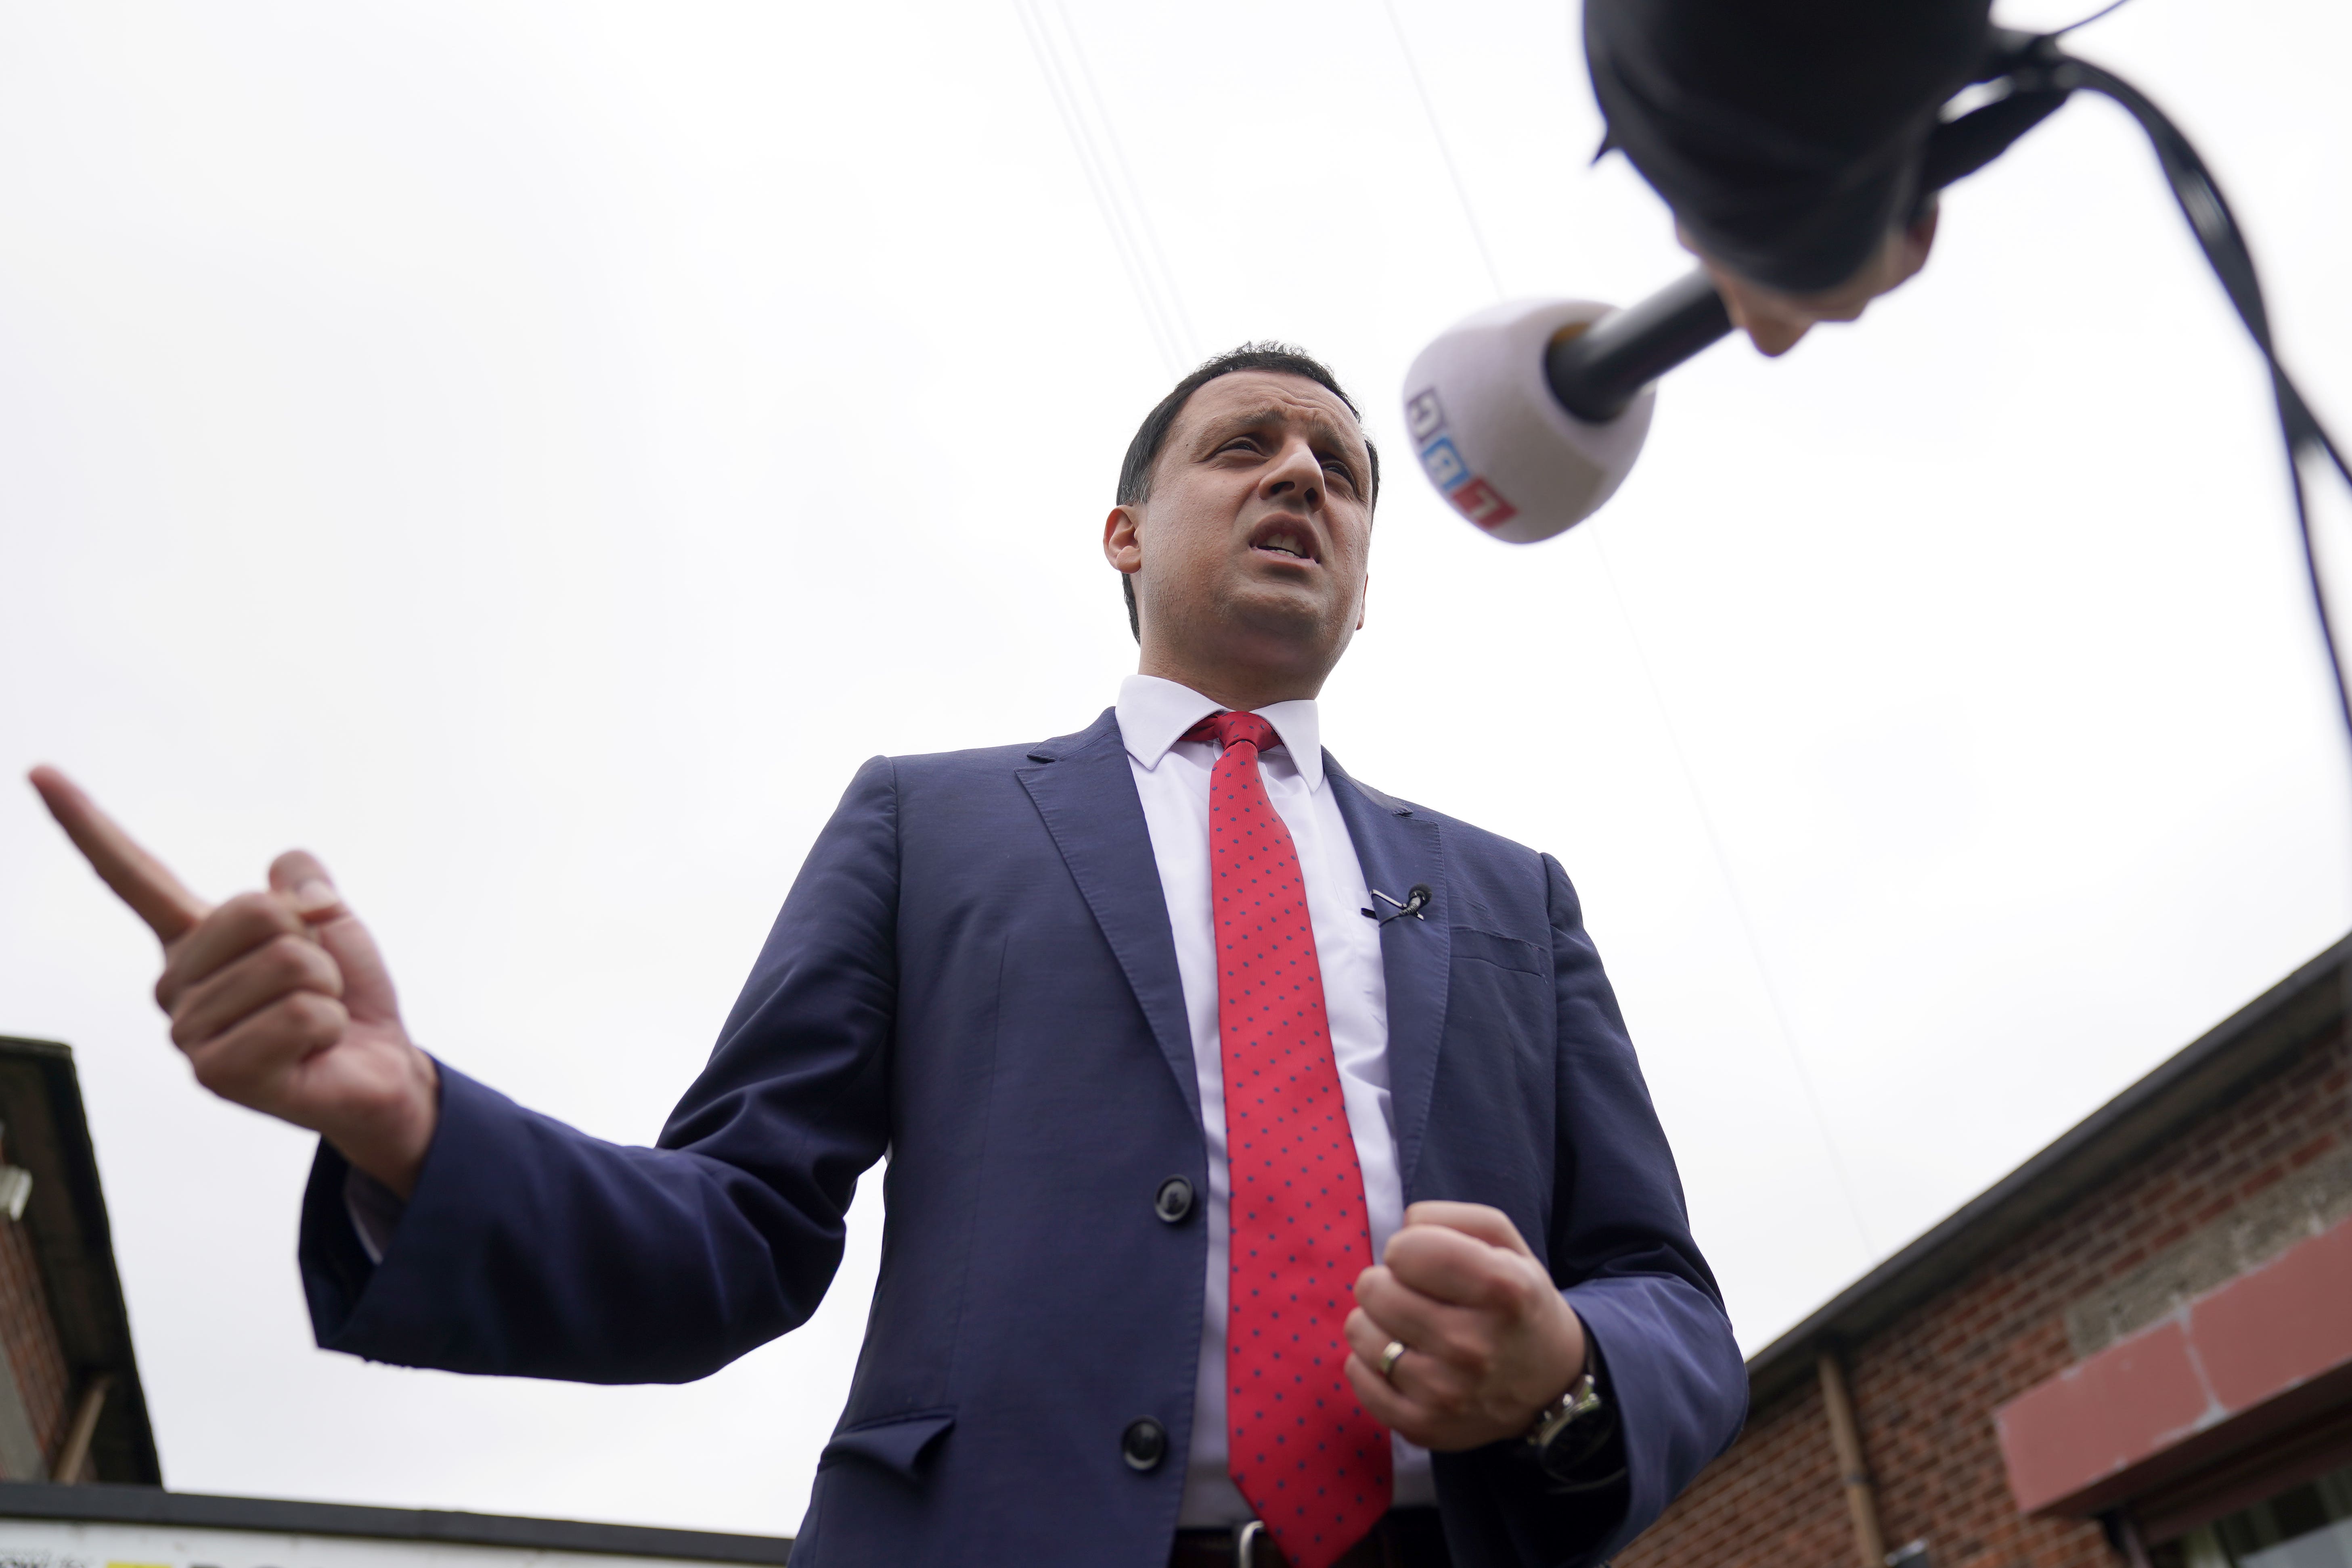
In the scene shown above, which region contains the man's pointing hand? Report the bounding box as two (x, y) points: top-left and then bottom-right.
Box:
(28, 766), (439, 1198)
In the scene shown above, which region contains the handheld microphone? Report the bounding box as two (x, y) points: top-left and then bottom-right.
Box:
(1405, 29), (2072, 542)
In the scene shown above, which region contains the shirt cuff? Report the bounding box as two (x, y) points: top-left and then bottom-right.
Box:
(341, 1164), (406, 1265)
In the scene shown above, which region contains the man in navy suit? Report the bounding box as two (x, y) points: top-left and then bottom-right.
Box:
(35, 343), (1745, 1568)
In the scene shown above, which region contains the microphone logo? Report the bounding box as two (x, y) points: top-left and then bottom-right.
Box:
(1404, 387), (1520, 532)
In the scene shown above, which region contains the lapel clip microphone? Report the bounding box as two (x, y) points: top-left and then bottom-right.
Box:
(1362, 884), (1432, 925)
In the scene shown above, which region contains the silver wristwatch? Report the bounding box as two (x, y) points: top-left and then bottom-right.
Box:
(1523, 1368), (1604, 1451)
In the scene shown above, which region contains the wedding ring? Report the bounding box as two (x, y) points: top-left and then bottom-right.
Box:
(1378, 1340), (1408, 1382)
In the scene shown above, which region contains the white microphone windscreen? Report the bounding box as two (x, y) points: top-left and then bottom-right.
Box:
(1399, 298), (1654, 544)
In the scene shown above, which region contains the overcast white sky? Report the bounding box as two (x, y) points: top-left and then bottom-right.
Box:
(2, 0), (2347, 1538)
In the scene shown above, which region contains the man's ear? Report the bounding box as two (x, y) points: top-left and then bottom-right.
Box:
(1356, 572), (1369, 632)
(1104, 504), (1144, 574)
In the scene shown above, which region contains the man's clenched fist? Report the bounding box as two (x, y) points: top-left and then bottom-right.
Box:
(1342, 1200), (1590, 1451)
(29, 766), (438, 1197)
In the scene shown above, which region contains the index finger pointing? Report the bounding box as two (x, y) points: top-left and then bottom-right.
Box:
(28, 766), (213, 943)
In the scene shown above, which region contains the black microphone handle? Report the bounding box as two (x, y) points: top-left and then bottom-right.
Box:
(1546, 270), (1729, 423)
(1546, 33), (2076, 425)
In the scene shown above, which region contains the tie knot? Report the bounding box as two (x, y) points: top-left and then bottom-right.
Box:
(1185, 710), (1280, 756)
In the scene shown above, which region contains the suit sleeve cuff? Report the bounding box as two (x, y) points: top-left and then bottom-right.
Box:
(299, 1055), (456, 1351)
(342, 1165), (404, 1264)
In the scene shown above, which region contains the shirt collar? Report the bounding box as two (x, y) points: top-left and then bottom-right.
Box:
(1116, 674), (1325, 792)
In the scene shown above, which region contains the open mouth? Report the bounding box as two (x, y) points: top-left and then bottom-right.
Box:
(1249, 520), (1319, 565)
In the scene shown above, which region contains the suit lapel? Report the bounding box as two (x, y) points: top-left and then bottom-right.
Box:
(1326, 754), (1451, 1197)
(1017, 710), (1201, 1124)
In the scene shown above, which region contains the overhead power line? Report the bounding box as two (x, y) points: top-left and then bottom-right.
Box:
(1010, 0), (1200, 378)
(1380, 0), (1508, 299)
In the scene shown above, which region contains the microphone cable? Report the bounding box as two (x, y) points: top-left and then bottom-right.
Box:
(2068, 50), (2352, 753)
(1962, 34), (2352, 754)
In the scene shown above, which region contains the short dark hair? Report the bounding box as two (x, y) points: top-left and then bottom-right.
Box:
(1116, 343), (1380, 641)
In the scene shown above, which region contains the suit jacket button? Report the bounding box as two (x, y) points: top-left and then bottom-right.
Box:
(1154, 1177), (1195, 1225)
(1122, 1417), (1168, 1472)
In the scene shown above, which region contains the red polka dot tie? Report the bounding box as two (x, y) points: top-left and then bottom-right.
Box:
(1187, 710), (1391, 1568)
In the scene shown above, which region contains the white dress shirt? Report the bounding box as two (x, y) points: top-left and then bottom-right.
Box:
(1116, 674), (1435, 1525)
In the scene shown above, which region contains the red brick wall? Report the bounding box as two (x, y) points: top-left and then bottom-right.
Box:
(0, 1212), (71, 1473)
(1618, 1022), (2351, 1568)
(1611, 1370), (1855, 1567)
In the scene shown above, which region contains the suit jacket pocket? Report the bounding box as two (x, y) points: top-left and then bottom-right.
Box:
(818, 1408), (956, 1479)
(1451, 925), (1547, 977)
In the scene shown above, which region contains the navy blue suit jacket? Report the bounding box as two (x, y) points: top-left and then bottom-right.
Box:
(299, 710), (1745, 1566)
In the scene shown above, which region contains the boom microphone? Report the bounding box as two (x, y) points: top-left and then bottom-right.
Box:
(1404, 28), (2073, 543)
(1403, 31), (2352, 769)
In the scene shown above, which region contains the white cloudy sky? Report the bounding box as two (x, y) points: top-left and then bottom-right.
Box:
(2, 0), (2347, 1537)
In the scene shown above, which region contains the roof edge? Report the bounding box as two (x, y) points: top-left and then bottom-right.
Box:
(0, 1484), (794, 1564)
(1742, 932), (2352, 1406)
(0, 1034), (162, 1482)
